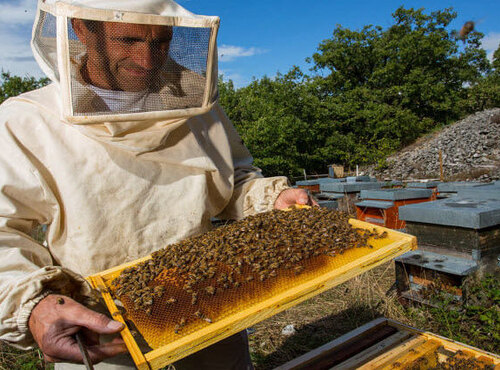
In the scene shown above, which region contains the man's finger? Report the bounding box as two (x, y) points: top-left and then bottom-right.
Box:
(58, 299), (124, 334)
(274, 188), (312, 209)
(43, 337), (127, 364)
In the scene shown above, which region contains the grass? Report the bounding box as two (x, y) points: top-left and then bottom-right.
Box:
(0, 344), (49, 370)
(2, 263), (498, 369)
(248, 261), (411, 369)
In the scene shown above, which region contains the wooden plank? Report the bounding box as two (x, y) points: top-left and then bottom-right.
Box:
(275, 317), (390, 370)
(352, 336), (426, 369)
(382, 339), (441, 369)
(278, 322), (398, 370)
(331, 332), (418, 369)
(307, 326), (399, 369)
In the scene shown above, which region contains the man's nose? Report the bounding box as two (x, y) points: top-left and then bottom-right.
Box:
(132, 43), (160, 70)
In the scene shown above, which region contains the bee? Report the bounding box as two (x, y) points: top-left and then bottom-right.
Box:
(205, 286), (216, 295)
(451, 21), (476, 43)
(459, 21), (475, 40)
(294, 266), (304, 275)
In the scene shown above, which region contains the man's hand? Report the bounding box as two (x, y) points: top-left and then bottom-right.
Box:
(274, 188), (319, 210)
(29, 294), (127, 364)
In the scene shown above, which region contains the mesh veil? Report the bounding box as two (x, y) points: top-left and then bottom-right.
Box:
(31, 0), (219, 123)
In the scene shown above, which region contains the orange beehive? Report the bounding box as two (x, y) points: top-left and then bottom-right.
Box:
(356, 189), (434, 229)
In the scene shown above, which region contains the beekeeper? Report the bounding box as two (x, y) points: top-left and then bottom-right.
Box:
(0, 0), (315, 369)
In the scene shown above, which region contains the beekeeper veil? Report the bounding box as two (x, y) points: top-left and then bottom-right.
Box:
(31, 0), (219, 123)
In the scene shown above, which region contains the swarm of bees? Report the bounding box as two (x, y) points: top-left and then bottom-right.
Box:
(111, 207), (385, 333)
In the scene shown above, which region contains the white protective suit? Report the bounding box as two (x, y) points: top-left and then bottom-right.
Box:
(0, 0), (289, 356)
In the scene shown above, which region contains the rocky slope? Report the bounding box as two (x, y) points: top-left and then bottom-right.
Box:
(370, 108), (500, 181)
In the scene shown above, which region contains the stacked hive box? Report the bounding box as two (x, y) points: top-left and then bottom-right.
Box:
(396, 184), (500, 302)
(356, 188), (433, 229)
(295, 178), (344, 194)
(436, 181), (490, 199)
(407, 181), (440, 200)
(320, 181), (383, 213)
(276, 318), (500, 369)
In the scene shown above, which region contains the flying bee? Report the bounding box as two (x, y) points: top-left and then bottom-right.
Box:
(459, 21), (475, 40)
(451, 21), (476, 43)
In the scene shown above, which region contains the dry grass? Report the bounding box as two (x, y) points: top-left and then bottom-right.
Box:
(0, 343), (49, 370)
(248, 261), (413, 369)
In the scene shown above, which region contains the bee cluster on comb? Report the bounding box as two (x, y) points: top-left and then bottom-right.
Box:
(402, 349), (495, 370)
(111, 207), (386, 333)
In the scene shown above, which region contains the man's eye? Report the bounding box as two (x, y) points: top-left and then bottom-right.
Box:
(114, 37), (140, 45)
(151, 40), (170, 49)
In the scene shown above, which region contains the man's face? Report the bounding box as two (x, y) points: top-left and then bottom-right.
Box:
(73, 20), (172, 92)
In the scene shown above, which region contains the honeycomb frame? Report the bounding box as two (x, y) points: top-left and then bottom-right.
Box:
(87, 219), (417, 369)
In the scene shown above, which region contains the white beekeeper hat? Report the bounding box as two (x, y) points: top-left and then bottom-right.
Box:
(31, 0), (220, 123)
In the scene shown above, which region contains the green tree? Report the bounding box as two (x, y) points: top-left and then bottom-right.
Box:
(0, 71), (49, 105)
(307, 7), (493, 166)
(463, 44), (500, 111)
(218, 7), (496, 176)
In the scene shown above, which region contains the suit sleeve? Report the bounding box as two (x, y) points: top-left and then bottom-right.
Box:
(0, 102), (91, 349)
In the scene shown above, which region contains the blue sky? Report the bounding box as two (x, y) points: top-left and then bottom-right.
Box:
(1, 0), (499, 87)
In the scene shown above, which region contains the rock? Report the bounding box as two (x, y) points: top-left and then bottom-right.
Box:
(281, 324), (296, 336)
(368, 108), (500, 180)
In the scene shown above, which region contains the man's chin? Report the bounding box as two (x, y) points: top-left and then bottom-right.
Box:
(117, 79), (151, 92)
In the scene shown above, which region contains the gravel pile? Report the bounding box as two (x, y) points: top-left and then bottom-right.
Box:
(370, 108), (500, 181)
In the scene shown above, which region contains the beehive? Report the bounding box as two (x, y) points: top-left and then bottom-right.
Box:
(88, 208), (416, 369)
(277, 318), (500, 369)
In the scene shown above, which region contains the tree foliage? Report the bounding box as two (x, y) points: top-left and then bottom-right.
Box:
(0, 72), (49, 105)
(1, 8), (498, 179)
(219, 7), (499, 177)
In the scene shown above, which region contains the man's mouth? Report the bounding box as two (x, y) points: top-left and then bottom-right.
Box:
(122, 66), (151, 78)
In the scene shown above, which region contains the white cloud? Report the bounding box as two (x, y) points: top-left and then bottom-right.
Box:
(481, 32), (500, 62)
(219, 68), (249, 88)
(218, 44), (266, 62)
